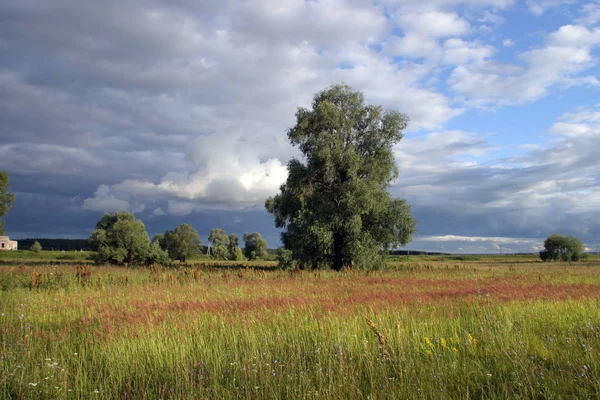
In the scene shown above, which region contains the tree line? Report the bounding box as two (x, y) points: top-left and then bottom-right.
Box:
(89, 211), (267, 266)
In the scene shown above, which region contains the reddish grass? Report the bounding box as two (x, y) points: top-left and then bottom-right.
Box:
(64, 275), (600, 338)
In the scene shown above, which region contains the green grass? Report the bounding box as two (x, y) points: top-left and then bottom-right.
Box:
(1, 261), (599, 398)
(0, 250), (93, 262)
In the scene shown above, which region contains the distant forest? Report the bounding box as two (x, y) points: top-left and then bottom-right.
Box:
(18, 239), (450, 255)
(19, 238), (95, 251)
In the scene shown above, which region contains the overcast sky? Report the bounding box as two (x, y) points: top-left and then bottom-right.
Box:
(1, 0), (600, 253)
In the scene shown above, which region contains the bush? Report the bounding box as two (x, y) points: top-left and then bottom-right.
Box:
(30, 241), (42, 254)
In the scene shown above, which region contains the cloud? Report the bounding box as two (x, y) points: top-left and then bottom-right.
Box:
(151, 207), (165, 217)
(442, 38), (495, 64)
(390, 10), (470, 59)
(82, 185), (144, 213)
(3, 0), (600, 253)
(412, 235), (543, 253)
(526, 0), (578, 16)
(393, 104), (600, 248)
(577, 1), (600, 26)
(448, 24), (600, 105)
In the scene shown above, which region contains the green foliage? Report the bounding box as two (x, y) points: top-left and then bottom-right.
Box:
(212, 244), (230, 260)
(0, 171), (15, 235)
(146, 241), (171, 267)
(208, 229), (229, 247)
(90, 211), (161, 266)
(208, 229), (230, 260)
(162, 223), (202, 263)
(227, 233), (245, 261)
(266, 84), (416, 270)
(540, 233), (585, 262)
(30, 241), (42, 254)
(276, 248), (297, 270)
(151, 234), (164, 246)
(243, 232), (267, 260)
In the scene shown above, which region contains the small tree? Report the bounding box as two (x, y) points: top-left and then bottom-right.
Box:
(227, 233), (245, 261)
(209, 229), (230, 260)
(540, 233), (585, 262)
(0, 171), (15, 235)
(30, 241), (42, 254)
(90, 212), (162, 266)
(146, 240), (171, 267)
(243, 232), (268, 260)
(162, 223), (202, 263)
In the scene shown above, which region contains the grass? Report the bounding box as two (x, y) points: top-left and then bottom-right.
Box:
(1, 260), (599, 398)
(0, 250), (93, 264)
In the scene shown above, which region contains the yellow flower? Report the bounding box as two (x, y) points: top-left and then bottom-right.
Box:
(424, 337), (434, 348)
(440, 338), (447, 349)
(452, 347), (458, 353)
(425, 350), (432, 356)
(468, 334), (477, 346)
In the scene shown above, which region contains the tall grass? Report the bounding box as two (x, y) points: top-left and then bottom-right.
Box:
(1, 261), (599, 399)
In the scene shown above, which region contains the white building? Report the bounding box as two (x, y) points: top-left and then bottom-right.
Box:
(0, 236), (18, 251)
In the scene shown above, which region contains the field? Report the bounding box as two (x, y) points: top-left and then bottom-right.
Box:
(0, 250), (93, 265)
(1, 257), (599, 399)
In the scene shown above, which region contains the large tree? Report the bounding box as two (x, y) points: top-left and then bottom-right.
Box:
(90, 212), (168, 266)
(162, 223), (203, 262)
(540, 233), (585, 262)
(0, 171), (15, 235)
(266, 84), (416, 270)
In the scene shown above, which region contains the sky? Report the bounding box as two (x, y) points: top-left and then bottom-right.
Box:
(1, 0), (600, 254)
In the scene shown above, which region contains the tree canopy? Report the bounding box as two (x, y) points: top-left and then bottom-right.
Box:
(227, 233), (244, 261)
(90, 211), (168, 266)
(265, 84), (416, 270)
(209, 228), (230, 260)
(243, 232), (268, 260)
(0, 171), (15, 235)
(540, 233), (585, 262)
(162, 224), (203, 262)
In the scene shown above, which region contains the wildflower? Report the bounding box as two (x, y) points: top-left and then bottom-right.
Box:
(440, 338), (447, 349)
(468, 334), (477, 346)
(452, 347), (459, 353)
(424, 337), (434, 348)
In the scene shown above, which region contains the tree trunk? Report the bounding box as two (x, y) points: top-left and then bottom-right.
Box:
(332, 231), (345, 271)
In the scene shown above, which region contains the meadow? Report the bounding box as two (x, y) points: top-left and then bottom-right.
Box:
(1, 257), (599, 399)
